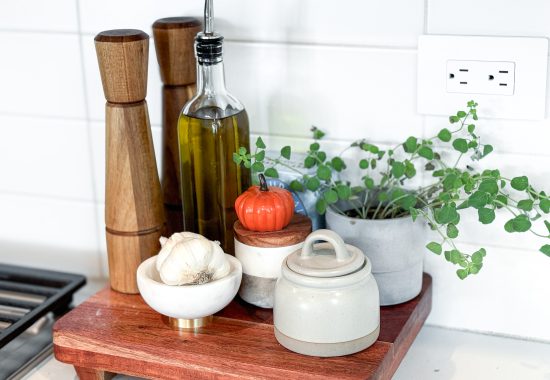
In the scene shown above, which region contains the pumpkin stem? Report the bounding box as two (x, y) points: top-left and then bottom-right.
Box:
(258, 173), (269, 192)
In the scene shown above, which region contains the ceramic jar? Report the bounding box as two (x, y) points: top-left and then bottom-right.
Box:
(273, 229), (380, 357)
(234, 214), (312, 308)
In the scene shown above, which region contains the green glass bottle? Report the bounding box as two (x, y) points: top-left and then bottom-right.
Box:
(178, 0), (251, 254)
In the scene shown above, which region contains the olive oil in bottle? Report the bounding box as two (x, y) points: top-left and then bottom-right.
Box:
(178, 0), (251, 253)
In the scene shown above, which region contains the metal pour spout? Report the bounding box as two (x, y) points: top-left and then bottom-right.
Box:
(204, 0), (214, 35)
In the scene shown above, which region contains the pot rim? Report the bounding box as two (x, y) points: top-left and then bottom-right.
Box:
(326, 204), (414, 222)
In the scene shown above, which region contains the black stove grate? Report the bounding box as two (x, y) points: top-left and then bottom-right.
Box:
(0, 264), (85, 349)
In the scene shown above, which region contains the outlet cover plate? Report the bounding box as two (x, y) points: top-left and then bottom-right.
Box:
(417, 35), (548, 120)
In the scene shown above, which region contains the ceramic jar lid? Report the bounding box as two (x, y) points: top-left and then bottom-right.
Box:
(286, 230), (365, 278)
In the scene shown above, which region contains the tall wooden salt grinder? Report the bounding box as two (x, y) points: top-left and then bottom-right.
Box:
(152, 18), (202, 236)
(95, 30), (165, 294)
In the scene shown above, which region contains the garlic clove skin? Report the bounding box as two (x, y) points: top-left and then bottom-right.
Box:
(156, 232), (230, 286)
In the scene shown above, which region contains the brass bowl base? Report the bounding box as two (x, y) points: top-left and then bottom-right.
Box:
(163, 315), (213, 331)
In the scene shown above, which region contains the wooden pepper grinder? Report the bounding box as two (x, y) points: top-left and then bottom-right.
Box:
(152, 17), (202, 236)
(95, 29), (165, 294)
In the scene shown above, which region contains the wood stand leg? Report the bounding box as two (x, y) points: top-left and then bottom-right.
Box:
(74, 366), (115, 380)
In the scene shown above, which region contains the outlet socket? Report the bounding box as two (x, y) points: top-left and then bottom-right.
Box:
(447, 60), (515, 96)
(418, 35), (548, 120)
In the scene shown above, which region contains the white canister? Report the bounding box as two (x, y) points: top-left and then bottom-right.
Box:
(234, 214), (312, 308)
(274, 229), (380, 357)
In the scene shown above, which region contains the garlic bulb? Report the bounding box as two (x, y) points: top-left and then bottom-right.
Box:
(156, 232), (230, 285)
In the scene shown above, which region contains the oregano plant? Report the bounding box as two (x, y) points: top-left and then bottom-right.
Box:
(233, 101), (550, 279)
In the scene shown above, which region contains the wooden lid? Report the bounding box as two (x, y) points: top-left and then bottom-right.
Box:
(94, 29), (149, 103)
(234, 214), (312, 248)
(152, 17), (202, 86)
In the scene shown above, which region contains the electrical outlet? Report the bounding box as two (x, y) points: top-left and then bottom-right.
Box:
(447, 60), (515, 96)
(417, 35), (548, 120)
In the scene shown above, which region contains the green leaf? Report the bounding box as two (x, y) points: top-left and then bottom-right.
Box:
(449, 115), (459, 123)
(317, 165), (331, 181)
(323, 190), (338, 204)
(243, 160), (252, 169)
(369, 145), (380, 154)
(316, 199), (327, 214)
(447, 223), (459, 238)
(467, 124), (476, 133)
(336, 185), (352, 200)
(254, 150), (265, 162)
(438, 128), (452, 142)
(457, 110), (467, 118)
(478, 208), (496, 224)
(508, 215), (532, 232)
(399, 195), (417, 210)
(264, 167), (279, 178)
(511, 176), (529, 191)
(378, 192), (389, 202)
(456, 269), (468, 280)
(371, 159), (377, 169)
(304, 156), (316, 168)
(310, 142), (320, 152)
(483, 144), (494, 157)
(404, 160), (416, 178)
(317, 151), (327, 162)
(495, 194), (508, 208)
(290, 180), (304, 192)
(539, 197), (550, 213)
(403, 136), (418, 153)
(435, 205), (459, 224)
(452, 138), (469, 153)
(252, 161), (265, 172)
(504, 220), (514, 233)
(472, 250), (484, 264)
(255, 137), (266, 149)
(391, 161), (405, 178)
(238, 147), (247, 155)
(426, 242), (442, 255)
(311, 127), (325, 140)
(517, 199), (534, 211)
(478, 179), (498, 195)
(468, 191), (489, 209)
(418, 146), (434, 160)
(425, 162), (435, 171)
(364, 177), (375, 189)
(540, 245), (550, 257)
(306, 177), (321, 191)
(359, 159), (369, 169)
(232, 152), (242, 164)
(545, 220), (550, 234)
(410, 208), (419, 222)
(331, 157), (346, 172)
(281, 146), (291, 160)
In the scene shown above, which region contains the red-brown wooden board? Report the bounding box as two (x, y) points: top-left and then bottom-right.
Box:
(53, 274), (432, 380)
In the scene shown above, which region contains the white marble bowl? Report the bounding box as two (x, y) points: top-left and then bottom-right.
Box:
(136, 255), (242, 320)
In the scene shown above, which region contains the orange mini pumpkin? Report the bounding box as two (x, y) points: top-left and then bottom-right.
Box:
(235, 173), (295, 232)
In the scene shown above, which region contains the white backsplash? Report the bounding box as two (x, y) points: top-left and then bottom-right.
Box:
(0, 0), (549, 342)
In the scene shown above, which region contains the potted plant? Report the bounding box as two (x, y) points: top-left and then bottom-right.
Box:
(233, 101), (550, 305)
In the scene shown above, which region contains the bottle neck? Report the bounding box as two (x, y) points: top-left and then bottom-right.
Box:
(196, 61), (227, 96)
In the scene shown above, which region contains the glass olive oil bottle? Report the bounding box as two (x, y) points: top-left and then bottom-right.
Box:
(178, 0), (250, 253)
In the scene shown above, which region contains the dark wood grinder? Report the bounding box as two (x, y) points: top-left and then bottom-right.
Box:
(95, 29), (165, 294)
(152, 17), (202, 236)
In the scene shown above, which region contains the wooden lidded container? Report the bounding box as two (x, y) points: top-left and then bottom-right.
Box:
(95, 29), (164, 294)
(152, 17), (202, 236)
(234, 214), (312, 308)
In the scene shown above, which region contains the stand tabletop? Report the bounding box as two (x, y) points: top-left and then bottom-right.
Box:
(53, 274), (432, 380)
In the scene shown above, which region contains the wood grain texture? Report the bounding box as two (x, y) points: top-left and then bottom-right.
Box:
(153, 17), (201, 86)
(95, 30), (149, 103)
(160, 85), (195, 236)
(75, 366), (115, 380)
(54, 275), (432, 380)
(234, 214), (312, 248)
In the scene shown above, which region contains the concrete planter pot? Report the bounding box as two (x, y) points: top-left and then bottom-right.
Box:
(325, 206), (426, 306)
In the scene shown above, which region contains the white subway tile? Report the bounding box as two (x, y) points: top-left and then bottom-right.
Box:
(90, 122), (162, 203)
(82, 34), (162, 125)
(424, 243), (550, 341)
(0, 194), (102, 278)
(0, 32), (86, 118)
(427, 0), (550, 38)
(79, 0), (424, 48)
(225, 43), (423, 143)
(0, 116), (94, 200)
(0, 0), (78, 32)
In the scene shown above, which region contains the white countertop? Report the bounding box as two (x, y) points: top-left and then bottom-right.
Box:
(22, 282), (550, 380)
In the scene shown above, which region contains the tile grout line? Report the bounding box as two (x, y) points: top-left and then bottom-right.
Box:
(75, 0), (106, 279)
